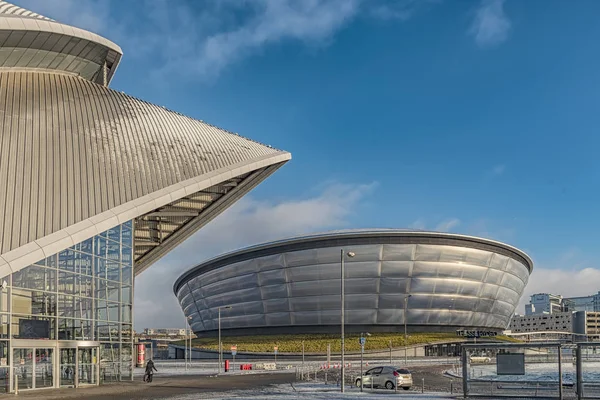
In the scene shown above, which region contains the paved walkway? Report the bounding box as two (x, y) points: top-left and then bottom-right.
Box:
(11, 372), (296, 399)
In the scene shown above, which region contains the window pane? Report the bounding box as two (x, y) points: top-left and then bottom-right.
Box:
(121, 225), (132, 248)
(95, 237), (107, 258)
(106, 240), (120, 262)
(121, 286), (131, 305)
(79, 238), (93, 255)
(122, 263), (132, 285)
(107, 225), (120, 243)
(106, 261), (120, 282)
(75, 252), (93, 276)
(58, 272), (92, 297)
(58, 249), (76, 272)
(121, 305), (131, 324)
(0, 315), (9, 339)
(58, 295), (93, 319)
(12, 289), (56, 316)
(121, 247), (132, 266)
(95, 258), (107, 279)
(12, 265), (56, 292)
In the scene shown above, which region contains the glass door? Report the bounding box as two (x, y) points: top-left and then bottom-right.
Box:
(59, 348), (76, 387)
(13, 348), (33, 390)
(77, 347), (98, 386)
(34, 348), (53, 389)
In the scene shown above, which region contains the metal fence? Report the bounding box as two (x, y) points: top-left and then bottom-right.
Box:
(576, 343), (600, 399)
(461, 342), (567, 399)
(461, 342), (600, 400)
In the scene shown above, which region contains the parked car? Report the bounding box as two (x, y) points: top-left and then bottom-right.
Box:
(354, 366), (413, 390)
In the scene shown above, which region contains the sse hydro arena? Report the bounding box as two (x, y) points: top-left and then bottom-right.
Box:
(174, 230), (533, 337)
(0, 1), (289, 392)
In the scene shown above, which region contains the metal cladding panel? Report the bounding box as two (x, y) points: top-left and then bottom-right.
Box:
(177, 241), (532, 333)
(0, 70), (288, 258)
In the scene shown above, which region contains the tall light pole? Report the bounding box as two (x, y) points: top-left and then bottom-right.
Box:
(360, 332), (371, 392)
(404, 294), (412, 366)
(340, 249), (355, 393)
(218, 305), (231, 374)
(185, 315), (193, 370)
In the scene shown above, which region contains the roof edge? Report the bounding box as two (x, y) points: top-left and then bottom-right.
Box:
(173, 230), (533, 294)
(0, 151), (291, 280)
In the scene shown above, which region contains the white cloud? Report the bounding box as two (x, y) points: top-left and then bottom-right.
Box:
(469, 0), (511, 47)
(133, 182), (376, 330)
(518, 267), (600, 313)
(492, 164), (506, 175)
(15, 0), (436, 81)
(409, 218), (427, 230)
(369, 0), (439, 21)
(435, 218), (461, 232)
(409, 218), (461, 232)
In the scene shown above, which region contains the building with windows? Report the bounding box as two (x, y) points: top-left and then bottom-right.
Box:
(174, 230), (533, 337)
(523, 292), (600, 316)
(142, 328), (186, 337)
(508, 311), (573, 333)
(506, 311), (600, 342)
(0, 1), (289, 392)
(525, 293), (564, 315)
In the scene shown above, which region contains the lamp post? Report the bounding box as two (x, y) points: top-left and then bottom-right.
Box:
(340, 249), (355, 393)
(360, 332), (371, 392)
(404, 294), (412, 366)
(185, 315), (193, 370)
(218, 306), (231, 374)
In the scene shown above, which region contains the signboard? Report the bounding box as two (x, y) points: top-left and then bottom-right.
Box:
(19, 319), (50, 339)
(359, 337), (366, 346)
(456, 330), (498, 338)
(274, 346), (278, 354)
(497, 353), (525, 375)
(231, 346), (237, 356)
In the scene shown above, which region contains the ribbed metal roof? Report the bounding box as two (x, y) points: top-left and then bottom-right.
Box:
(0, 1), (122, 85)
(0, 70), (290, 276)
(0, 1), (52, 21)
(174, 229), (533, 293)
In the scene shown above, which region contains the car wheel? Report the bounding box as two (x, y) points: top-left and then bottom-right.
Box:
(385, 381), (394, 390)
(403, 387), (410, 390)
(355, 379), (361, 388)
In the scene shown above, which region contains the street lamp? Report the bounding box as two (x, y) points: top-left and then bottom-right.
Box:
(218, 305), (231, 374)
(404, 294), (412, 366)
(340, 249), (355, 393)
(185, 315), (193, 370)
(360, 332), (371, 392)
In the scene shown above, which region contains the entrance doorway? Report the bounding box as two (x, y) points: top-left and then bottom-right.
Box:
(12, 347), (54, 391)
(58, 343), (99, 388)
(11, 340), (100, 391)
(77, 347), (98, 386)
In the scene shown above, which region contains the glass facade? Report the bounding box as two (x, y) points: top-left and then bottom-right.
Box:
(0, 221), (133, 390)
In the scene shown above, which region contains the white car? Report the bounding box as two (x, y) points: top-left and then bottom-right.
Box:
(354, 366), (413, 390)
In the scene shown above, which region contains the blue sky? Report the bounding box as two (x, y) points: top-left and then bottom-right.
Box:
(19, 0), (600, 327)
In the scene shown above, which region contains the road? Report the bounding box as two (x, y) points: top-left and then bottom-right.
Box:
(13, 372), (296, 400)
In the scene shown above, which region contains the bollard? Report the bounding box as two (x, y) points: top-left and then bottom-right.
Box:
(14, 374), (17, 395)
(325, 371), (327, 385)
(422, 378), (424, 393)
(451, 380), (453, 394)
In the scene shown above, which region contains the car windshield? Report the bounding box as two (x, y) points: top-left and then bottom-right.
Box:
(397, 369), (411, 374)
